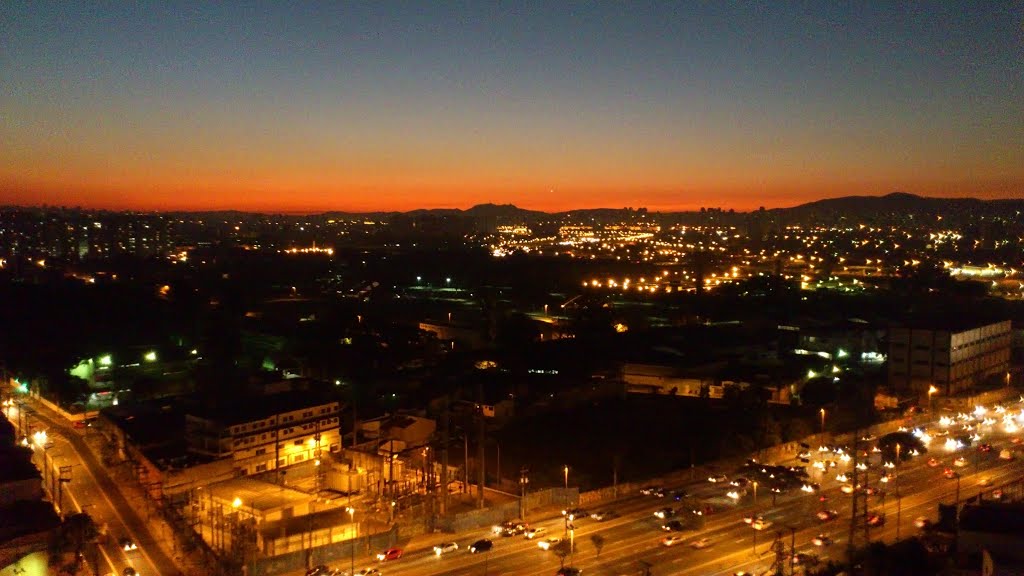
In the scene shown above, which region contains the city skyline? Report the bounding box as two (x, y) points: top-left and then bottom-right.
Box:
(3, 3), (1023, 213)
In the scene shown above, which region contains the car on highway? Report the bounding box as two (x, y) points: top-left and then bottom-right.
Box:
(751, 518), (772, 531)
(654, 507), (675, 519)
(469, 539), (493, 553)
(433, 542), (458, 556)
(119, 538), (137, 552)
(708, 474), (728, 483)
(690, 537), (712, 549)
(562, 507), (586, 518)
(305, 566), (333, 576)
(944, 468), (959, 479)
(661, 520), (686, 532)
(355, 569), (380, 576)
(1000, 449), (1015, 460)
(662, 535), (685, 547)
(914, 517), (932, 529)
(492, 520), (526, 535)
(524, 527), (546, 539)
(812, 534), (833, 547)
(730, 477), (750, 488)
(867, 513), (885, 527)
(123, 569), (137, 576)
(928, 458), (941, 467)
(979, 443), (992, 452)
(537, 537), (562, 551)
(840, 484), (855, 494)
(555, 568), (582, 576)
(640, 486), (662, 496)
(816, 509), (839, 521)
(376, 547), (403, 561)
(590, 510), (618, 521)
(793, 552), (818, 565)
(953, 457), (968, 467)
(979, 477), (993, 486)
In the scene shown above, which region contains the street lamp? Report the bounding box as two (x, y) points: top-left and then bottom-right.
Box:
(563, 465), (569, 490)
(346, 506), (356, 576)
(928, 385), (938, 412)
(820, 408), (826, 434)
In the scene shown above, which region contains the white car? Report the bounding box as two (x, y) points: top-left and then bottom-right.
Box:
(708, 474), (728, 483)
(751, 518), (772, 531)
(524, 527), (546, 539)
(690, 537), (712, 549)
(662, 535), (684, 547)
(538, 537), (562, 551)
(433, 542), (458, 555)
(953, 457), (968, 468)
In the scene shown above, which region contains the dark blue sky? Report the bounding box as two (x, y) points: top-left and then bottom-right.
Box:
(2, 2), (1022, 211)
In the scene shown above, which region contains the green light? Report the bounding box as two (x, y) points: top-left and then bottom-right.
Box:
(98, 355), (112, 366)
(144, 351), (157, 362)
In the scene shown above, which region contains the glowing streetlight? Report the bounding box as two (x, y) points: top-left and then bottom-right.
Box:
(347, 507), (356, 575)
(820, 408), (826, 434)
(98, 355), (112, 366)
(563, 465), (569, 490)
(144, 350), (157, 362)
(928, 385), (939, 412)
(232, 497), (242, 509)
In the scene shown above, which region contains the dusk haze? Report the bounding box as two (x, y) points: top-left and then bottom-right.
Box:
(2, 2), (1022, 213)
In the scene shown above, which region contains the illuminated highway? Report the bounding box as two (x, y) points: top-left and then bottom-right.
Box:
(288, 403), (1024, 576)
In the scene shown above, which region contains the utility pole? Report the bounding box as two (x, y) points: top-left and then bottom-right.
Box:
(477, 384), (486, 509)
(847, 430), (869, 565)
(441, 397), (449, 515)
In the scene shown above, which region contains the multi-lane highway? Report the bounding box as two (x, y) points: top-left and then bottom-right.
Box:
(296, 404), (1024, 576)
(8, 398), (179, 576)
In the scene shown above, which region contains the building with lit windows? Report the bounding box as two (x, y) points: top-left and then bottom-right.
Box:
(888, 319), (1012, 397)
(185, 389), (342, 476)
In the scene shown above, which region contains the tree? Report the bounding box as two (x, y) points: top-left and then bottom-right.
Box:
(590, 534), (605, 558)
(551, 539), (572, 568)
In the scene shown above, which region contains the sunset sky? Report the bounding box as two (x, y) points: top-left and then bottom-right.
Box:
(2, 3), (1022, 213)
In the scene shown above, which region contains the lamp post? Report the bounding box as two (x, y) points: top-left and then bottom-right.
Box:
(820, 408), (826, 434)
(928, 385), (938, 413)
(519, 468), (529, 521)
(563, 465), (569, 490)
(346, 506), (356, 576)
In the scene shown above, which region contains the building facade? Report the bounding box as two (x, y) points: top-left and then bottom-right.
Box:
(185, 393), (342, 477)
(888, 320), (1012, 397)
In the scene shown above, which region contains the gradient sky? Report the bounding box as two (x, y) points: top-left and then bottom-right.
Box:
(2, 2), (1022, 213)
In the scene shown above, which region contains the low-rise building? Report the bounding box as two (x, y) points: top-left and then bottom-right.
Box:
(185, 387), (342, 477)
(888, 319), (1011, 397)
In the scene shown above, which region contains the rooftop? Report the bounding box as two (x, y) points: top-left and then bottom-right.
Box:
(892, 317), (1011, 333)
(204, 476), (311, 513)
(960, 502), (1024, 534)
(188, 383), (341, 426)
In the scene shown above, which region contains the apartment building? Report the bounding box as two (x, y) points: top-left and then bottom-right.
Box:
(889, 319), (1011, 397)
(185, 390), (342, 476)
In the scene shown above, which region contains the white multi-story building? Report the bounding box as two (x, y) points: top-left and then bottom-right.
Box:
(889, 320), (1011, 397)
(185, 391), (341, 476)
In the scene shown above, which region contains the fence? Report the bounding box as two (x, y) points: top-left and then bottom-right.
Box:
(435, 487), (577, 533)
(249, 525), (397, 576)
